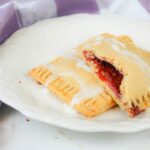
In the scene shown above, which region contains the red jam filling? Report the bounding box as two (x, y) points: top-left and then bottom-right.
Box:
(83, 50), (123, 98)
(129, 105), (144, 117)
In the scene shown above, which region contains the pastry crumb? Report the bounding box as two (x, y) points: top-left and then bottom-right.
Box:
(18, 81), (22, 84)
(26, 118), (30, 122)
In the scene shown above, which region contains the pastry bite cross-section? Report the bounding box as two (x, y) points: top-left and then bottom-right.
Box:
(77, 33), (150, 116)
(82, 50), (123, 99)
(28, 56), (116, 117)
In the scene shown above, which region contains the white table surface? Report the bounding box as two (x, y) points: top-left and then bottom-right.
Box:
(0, 104), (150, 150)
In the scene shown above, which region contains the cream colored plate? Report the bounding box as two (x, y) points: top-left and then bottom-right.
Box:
(0, 14), (150, 132)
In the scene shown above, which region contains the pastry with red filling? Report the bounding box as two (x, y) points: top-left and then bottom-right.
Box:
(28, 56), (116, 117)
(77, 33), (150, 116)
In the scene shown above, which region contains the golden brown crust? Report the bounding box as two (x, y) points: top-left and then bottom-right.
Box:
(74, 91), (116, 117)
(77, 33), (150, 116)
(48, 76), (79, 104)
(28, 66), (51, 85)
(28, 57), (116, 117)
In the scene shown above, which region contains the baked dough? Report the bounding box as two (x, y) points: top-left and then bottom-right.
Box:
(77, 33), (150, 116)
(28, 57), (116, 117)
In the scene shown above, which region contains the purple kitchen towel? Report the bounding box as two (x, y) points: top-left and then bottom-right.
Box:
(0, 1), (20, 44)
(1, 0), (150, 44)
(55, 0), (99, 16)
(139, 0), (150, 14)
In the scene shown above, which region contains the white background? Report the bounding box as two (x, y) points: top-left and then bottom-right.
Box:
(0, 104), (150, 150)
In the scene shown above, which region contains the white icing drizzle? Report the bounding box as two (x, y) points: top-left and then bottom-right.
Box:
(71, 85), (102, 106)
(76, 58), (92, 72)
(42, 54), (103, 106)
(94, 36), (103, 42)
(94, 41), (102, 45)
(105, 38), (150, 74)
(93, 36), (126, 48)
(121, 50), (150, 72)
(60, 51), (92, 72)
(63, 104), (77, 115)
(83, 44), (93, 49)
(108, 38), (126, 49)
(45, 73), (58, 88)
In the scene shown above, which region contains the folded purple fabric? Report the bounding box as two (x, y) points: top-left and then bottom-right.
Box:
(0, 1), (19, 44)
(139, 0), (150, 14)
(1, 0), (150, 44)
(55, 0), (99, 16)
